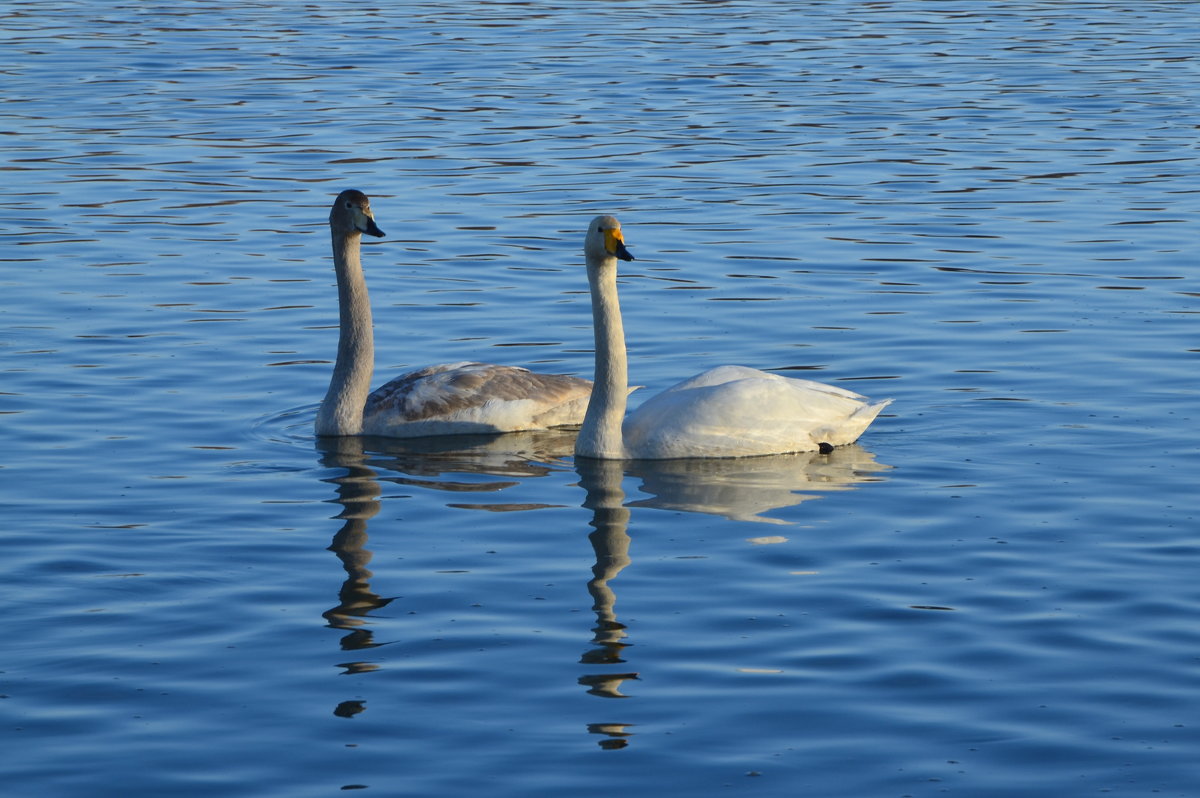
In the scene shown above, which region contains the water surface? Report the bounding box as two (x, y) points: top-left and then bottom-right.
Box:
(2, 2), (1198, 796)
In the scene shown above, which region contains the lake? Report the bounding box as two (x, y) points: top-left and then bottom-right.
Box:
(2, 1), (1198, 796)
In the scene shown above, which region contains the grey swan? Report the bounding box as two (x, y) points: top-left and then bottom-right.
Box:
(315, 190), (592, 438)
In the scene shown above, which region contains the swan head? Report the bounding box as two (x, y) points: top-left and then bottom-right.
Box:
(330, 189), (385, 238)
(585, 215), (634, 263)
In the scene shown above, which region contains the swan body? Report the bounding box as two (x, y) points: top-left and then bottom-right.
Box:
(360, 360), (591, 437)
(575, 215), (890, 460)
(315, 189), (592, 438)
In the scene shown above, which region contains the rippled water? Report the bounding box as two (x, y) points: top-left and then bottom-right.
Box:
(3, 2), (1199, 796)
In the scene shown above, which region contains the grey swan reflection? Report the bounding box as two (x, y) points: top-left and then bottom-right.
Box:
(350, 427), (578, 483)
(313, 435), (636, 739)
(314, 430), (582, 687)
(317, 437), (397, 679)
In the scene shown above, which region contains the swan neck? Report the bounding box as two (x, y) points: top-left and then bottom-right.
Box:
(315, 228), (375, 436)
(576, 253), (629, 459)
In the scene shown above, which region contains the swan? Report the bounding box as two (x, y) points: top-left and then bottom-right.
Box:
(314, 189), (593, 438)
(575, 214), (891, 460)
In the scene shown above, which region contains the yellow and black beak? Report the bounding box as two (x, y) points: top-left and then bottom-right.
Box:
(605, 227), (634, 262)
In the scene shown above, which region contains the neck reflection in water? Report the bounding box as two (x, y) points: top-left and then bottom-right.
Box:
(318, 437), (396, 676)
(315, 432), (888, 744)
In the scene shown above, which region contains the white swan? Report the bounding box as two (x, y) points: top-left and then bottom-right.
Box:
(314, 189), (593, 438)
(575, 214), (891, 460)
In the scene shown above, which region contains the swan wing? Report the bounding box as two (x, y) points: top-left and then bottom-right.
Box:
(363, 361), (593, 437)
(624, 366), (890, 458)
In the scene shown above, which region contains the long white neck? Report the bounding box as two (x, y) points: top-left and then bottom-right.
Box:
(576, 252), (629, 459)
(315, 228), (375, 436)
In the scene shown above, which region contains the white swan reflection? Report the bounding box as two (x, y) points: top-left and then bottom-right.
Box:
(625, 443), (890, 525)
(338, 428), (888, 524)
(572, 448), (888, 748)
(577, 457), (638, 708)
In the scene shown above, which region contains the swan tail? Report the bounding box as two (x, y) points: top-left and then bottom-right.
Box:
(816, 397), (893, 448)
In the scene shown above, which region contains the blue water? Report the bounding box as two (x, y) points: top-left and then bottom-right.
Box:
(3, 2), (1199, 796)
